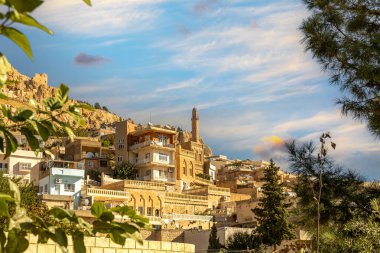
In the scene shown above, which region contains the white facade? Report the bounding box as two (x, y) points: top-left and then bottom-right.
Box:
(39, 165), (85, 209)
(208, 163), (216, 181)
(0, 149), (42, 183)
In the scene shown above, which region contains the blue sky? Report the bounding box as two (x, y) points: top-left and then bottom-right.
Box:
(3, 0), (380, 179)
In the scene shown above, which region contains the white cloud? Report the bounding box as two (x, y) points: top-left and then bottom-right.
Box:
(36, 0), (166, 36)
(155, 78), (202, 92)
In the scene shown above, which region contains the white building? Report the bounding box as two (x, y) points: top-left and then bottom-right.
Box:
(39, 160), (85, 209)
(0, 149), (42, 183)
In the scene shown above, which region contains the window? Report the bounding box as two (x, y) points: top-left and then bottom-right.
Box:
(117, 156), (123, 162)
(44, 184), (48, 193)
(118, 139), (124, 144)
(145, 153), (150, 159)
(155, 209), (160, 217)
(158, 153), (168, 162)
(0, 163), (8, 173)
(118, 144), (124, 150)
(88, 161), (94, 168)
(182, 160), (187, 175)
(138, 206), (144, 215)
(199, 154), (202, 161)
(100, 160), (108, 167)
(64, 184), (75, 192)
(158, 135), (167, 145)
(19, 162), (32, 170)
(147, 207), (152, 216)
(55, 184), (59, 192)
(39, 186), (43, 193)
(189, 162), (194, 177)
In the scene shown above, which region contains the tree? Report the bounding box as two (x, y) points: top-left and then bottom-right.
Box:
(226, 232), (262, 251)
(252, 159), (294, 251)
(300, 0), (380, 137)
(102, 106), (109, 112)
(94, 102), (101, 109)
(113, 162), (138, 180)
(286, 135), (380, 252)
(208, 219), (221, 252)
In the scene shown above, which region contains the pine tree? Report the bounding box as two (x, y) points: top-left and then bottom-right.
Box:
(252, 159), (294, 251)
(208, 218), (221, 252)
(300, 0), (380, 137)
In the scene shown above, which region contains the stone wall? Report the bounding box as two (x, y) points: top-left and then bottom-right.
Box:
(24, 234), (195, 253)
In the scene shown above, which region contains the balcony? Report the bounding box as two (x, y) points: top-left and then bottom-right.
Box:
(162, 213), (213, 222)
(123, 179), (166, 191)
(136, 157), (175, 167)
(86, 188), (129, 199)
(129, 141), (175, 152)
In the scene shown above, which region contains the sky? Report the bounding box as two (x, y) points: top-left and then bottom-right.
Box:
(2, 0), (380, 179)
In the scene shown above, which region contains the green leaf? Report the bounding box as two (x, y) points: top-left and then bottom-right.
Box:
(0, 230), (6, 253)
(7, 0), (43, 12)
(0, 92), (8, 100)
(8, 12), (53, 35)
(5, 229), (29, 253)
(82, 0), (92, 6)
(14, 109), (33, 121)
(20, 127), (40, 150)
(76, 103), (94, 111)
(99, 211), (114, 222)
(72, 231), (85, 253)
(115, 222), (139, 234)
(91, 202), (105, 219)
(110, 206), (136, 217)
(0, 54), (10, 87)
(4, 131), (18, 157)
(0, 193), (14, 202)
(49, 207), (74, 220)
(8, 179), (21, 204)
(0, 201), (9, 217)
(57, 84), (69, 103)
(35, 121), (50, 141)
(50, 228), (68, 253)
(1, 27), (32, 59)
(110, 228), (126, 246)
(92, 220), (115, 233)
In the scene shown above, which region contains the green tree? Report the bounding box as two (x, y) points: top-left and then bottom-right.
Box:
(113, 162), (137, 180)
(94, 102), (101, 109)
(208, 219), (221, 252)
(252, 159), (294, 251)
(102, 106), (109, 112)
(300, 0), (380, 136)
(287, 135), (380, 252)
(226, 232), (262, 251)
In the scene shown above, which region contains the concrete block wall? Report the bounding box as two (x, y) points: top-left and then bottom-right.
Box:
(24, 234), (195, 253)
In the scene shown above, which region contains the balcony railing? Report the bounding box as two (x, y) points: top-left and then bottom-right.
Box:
(165, 192), (208, 201)
(123, 179), (166, 191)
(86, 188), (129, 199)
(162, 213), (213, 222)
(129, 141), (175, 151)
(136, 158), (175, 167)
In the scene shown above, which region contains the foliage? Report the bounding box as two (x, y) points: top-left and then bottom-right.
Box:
(226, 232), (262, 251)
(208, 220), (221, 252)
(113, 162), (137, 180)
(94, 102), (101, 110)
(319, 199), (380, 253)
(0, 179), (149, 253)
(300, 0), (380, 137)
(0, 173), (46, 230)
(252, 159), (294, 250)
(101, 139), (111, 147)
(87, 170), (101, 182)
(287, 135), (380, 252)
(102, 106), (109, 112)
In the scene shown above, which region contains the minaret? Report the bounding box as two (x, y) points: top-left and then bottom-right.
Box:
(191, 107), (199, 143)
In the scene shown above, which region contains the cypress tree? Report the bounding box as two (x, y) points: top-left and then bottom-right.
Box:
(208, 218), (221, 252)
(252, 159), (294, 251)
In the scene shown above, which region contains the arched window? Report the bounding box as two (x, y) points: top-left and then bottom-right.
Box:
(182, 160), (187, 175)
(195, 152), (198, 161)
(189, 162), (194, 177)
(199, 153), (202, 162)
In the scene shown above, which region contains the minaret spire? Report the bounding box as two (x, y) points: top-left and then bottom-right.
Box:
(191, 107), (199, 143)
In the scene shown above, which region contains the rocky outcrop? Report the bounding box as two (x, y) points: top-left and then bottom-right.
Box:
(2, 67), (123, 129)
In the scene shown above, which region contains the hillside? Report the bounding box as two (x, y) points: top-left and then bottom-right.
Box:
(2, 67), (123, 129)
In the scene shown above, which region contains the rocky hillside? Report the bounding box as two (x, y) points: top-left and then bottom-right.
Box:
(1, 67), (123, 129)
